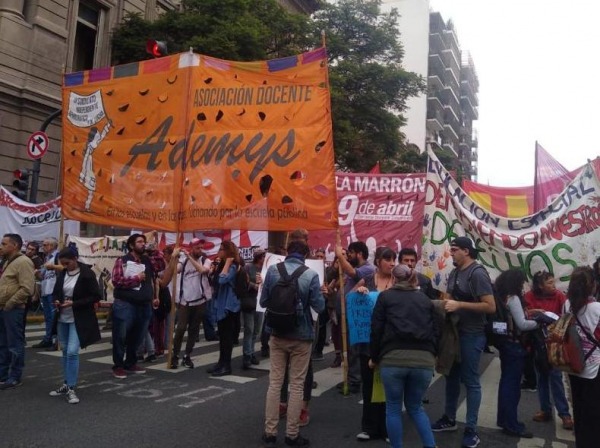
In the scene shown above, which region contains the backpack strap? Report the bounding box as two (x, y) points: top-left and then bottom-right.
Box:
(467, 264), (489, 302)
(179, 258), (188, 299)
(289, 265), (309, 281)
(276, 262), (291, 282)
(575, 314), (600, 361)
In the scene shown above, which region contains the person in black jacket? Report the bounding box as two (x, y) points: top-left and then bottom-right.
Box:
(369, 263), (438, 448)
(50, 246), (101, 404)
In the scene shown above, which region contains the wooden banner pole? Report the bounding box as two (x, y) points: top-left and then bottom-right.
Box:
(336, 230), (349, 395)
(165, 231), (181, 368)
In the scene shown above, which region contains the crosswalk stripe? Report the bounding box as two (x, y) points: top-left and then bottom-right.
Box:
(38, 342), (113, 357)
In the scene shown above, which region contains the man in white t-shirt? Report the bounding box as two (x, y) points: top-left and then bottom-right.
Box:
(169, 238), (212, 369)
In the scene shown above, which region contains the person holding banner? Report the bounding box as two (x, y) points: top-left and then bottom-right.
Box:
(33, 237), (62, 350)
(431, 237), (495, 448)
(334, 241), (376, 394)
(369, 263), (439, 448)
(49, 246), (101, 404)
(169, 238), (212, 369)
(354, 246), (396, 442)
(207, 241), (242, 377)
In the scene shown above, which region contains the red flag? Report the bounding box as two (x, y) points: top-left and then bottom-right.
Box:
(533, 142), (574, 212)
(369, 161), (380, 174)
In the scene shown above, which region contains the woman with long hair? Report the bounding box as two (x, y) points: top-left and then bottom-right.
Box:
(592, 257), (600, 301)
(369, 263), (438, 448)
(494, 268), (538, 438)
(354, 247), (396, 442)
(206, 240), (242, 377)
(565, 266), (600, 448)
(523, 270), (573, 429)
(49, 247), (101, 404)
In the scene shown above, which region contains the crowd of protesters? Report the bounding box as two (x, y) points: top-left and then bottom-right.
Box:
(1, 230), (599, 448)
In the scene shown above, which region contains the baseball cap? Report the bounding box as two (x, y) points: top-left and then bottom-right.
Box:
(450, 236), (479, 258)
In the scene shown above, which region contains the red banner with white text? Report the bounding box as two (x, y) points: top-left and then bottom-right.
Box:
(310, 173), (425, 259)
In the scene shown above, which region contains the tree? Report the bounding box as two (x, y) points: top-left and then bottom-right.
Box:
(111, 0), (311, 64)
(110, 0), (425, 173)
(310, 0), (426, 173)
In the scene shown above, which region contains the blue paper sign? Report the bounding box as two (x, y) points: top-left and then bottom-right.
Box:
(346, 291), (380, 345)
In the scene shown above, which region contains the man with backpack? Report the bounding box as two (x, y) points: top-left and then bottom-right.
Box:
(260, 239), (325, 448)
(431, 237), (495, 448)
(169, 238), (212, 369)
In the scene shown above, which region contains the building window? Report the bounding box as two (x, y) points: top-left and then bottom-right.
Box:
(72, 1), (106, 71)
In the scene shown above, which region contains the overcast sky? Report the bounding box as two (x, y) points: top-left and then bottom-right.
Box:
(423, 0), (599, 186)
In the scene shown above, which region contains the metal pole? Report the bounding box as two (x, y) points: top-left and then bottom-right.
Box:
(29, 109), (61, 203)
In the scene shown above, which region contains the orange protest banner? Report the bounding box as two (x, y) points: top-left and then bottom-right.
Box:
(61, 49), (338, 232)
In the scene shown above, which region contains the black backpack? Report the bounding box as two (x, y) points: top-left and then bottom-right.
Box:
(265, 263), (309, 333)
(234, 263), (250, 300)
(485, 290), (512, 348)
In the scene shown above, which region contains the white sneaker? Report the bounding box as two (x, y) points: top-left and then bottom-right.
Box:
(66, 388), (80, 404)
(356, 432), (371, 441)
(49, 384), (69, 396)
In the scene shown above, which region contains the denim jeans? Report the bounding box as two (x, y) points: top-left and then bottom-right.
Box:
(0, 308), (25, 382)
(445, 332), (486, 430)
(203, 299), (217, 340)
(380, 366), (436, 448)
(57, 322), (80, 387)
(137, 330), (155, 357)
(497, 340), (526, 433)
(111, 300), (152, 370)
(536, 366), (571, 417)
(242, 310), (263, 357)
(41, 294), (56, 343)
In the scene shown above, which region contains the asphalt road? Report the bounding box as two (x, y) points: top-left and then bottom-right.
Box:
(2, 320), (576, 448)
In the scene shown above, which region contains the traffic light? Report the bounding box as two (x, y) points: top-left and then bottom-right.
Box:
(12, 169), (30, 200)
(146, 39), (167, 58)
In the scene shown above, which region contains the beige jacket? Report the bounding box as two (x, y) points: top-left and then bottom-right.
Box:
(0, 253), (35, 309)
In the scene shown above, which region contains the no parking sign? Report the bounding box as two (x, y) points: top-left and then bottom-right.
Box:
(27, 131), (49, 160)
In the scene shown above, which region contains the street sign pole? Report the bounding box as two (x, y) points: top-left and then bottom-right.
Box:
(30, 109), (61, 203)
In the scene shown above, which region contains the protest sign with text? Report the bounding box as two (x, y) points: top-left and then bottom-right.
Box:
(61, 50), (337, 232)
(423, 150), (600, 291)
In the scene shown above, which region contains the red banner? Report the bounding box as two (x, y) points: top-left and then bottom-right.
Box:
(310, 173), (425, 259)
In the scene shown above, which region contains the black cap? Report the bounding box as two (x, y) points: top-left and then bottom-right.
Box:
(450, 236), (479, 258)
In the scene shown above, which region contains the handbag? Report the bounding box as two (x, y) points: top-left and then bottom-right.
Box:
(240, 294), (257, 312)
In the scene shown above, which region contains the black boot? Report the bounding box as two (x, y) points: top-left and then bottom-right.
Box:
(242, 355), (251, 370)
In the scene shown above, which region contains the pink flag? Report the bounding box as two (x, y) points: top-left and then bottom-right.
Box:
(533, 142), (574, 212)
